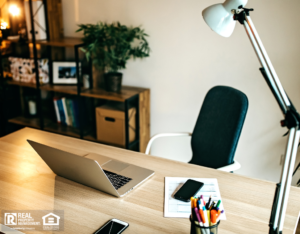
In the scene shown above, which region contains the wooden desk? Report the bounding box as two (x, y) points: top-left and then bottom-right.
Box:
(0, 128), (300, 234)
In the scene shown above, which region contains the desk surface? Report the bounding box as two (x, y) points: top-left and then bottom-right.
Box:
(0, 128), (300, 234)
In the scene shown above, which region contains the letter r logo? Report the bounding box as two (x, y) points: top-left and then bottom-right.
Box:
(4, 213), (17, 225)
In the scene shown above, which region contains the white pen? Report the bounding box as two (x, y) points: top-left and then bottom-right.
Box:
(202, 206), (210, 234)
(202, 206), (209, 227)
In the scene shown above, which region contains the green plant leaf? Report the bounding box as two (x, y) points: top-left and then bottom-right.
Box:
(76, 22), (150, 72)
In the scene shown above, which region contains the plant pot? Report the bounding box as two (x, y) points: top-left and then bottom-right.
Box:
(104, 72), (123, 92)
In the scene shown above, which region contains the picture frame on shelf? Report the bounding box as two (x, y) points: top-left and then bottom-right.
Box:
(53, 61), (81, 85)
(9, 57), (49, 84)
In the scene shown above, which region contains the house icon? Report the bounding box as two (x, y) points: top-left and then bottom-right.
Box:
(42, 213), (60, 226)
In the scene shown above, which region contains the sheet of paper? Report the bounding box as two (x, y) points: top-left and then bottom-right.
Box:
(164, 177), (226, 220)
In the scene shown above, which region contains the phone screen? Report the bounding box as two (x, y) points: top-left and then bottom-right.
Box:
(174, 179), (204, 202)
(95, 220), (127, 234)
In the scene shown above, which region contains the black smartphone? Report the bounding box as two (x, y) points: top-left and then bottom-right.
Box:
(173, 179), (204, 202)
(94, 219), (129, 234)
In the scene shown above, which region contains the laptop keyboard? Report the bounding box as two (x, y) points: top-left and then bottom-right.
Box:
(103, 170), (132, 190)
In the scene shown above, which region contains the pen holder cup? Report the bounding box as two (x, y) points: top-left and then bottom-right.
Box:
(190, 216), (220, 234)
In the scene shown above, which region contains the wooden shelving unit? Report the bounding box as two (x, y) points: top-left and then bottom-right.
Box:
(36, 37), (84, 47)
(40, 84), (80, 95)
(0, 0), (150, 152)
(6, 80), (38, 89)
(8, 116), (52, 129)
(4, 37), (83, 48)
(8, 116), (81, 138)
(4, 85), (150, 152)
(81, 86), (142, 101)
(81, 86), (150, 151)
(8, 116), (41, 129)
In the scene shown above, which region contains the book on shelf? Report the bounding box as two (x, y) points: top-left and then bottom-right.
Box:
(66, 99), (76, 128)
(56, 98), (66, 125)
(53, 98), (61, 124)
(53, 97), (80, 128)
(61, 98), (71, 126)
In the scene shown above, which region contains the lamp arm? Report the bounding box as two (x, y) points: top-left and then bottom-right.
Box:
(233, 9), (300, 234)
(243, 18), (288, 115)
(245, 15), (291, 114)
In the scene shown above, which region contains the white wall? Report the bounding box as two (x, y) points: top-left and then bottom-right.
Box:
(62, 0), (300, 182)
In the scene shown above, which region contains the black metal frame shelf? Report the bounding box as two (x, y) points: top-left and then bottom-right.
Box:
(0, 0), (142, 152)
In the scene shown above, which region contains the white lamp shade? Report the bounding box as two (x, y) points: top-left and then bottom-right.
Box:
(202, 0), (248, 37)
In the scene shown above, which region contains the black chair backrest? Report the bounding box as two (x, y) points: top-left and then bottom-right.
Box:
(190, 86), (248, 169)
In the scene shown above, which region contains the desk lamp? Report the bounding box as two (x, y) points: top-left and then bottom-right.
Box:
(202, 0), (300, 233)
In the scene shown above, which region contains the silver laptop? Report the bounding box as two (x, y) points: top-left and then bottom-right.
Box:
(27, 140), (154, 197)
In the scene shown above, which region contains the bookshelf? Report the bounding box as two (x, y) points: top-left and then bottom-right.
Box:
(3, 84), (150, 152)
(0, 0), (150, 153)
(1, 43), (150, 152)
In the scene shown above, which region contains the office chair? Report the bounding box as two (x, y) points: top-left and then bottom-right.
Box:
(145, 86), (248, 172)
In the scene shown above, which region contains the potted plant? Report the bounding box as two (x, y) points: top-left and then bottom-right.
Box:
(77, 22), (150, 92)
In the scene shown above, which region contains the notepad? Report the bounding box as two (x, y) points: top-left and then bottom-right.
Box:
(164, 177), (226, 219)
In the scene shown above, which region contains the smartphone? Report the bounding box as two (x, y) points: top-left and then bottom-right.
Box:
(94, 219), (129, 234)
(173, 179), (204, 202)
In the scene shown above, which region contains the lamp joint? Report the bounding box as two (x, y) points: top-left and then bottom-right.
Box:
(233, 6), (254, 25)
(280, 109), (300, 129)
(238, 5), (254, 16)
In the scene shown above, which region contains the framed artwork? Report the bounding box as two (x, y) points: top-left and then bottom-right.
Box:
(53, 62), (81, 84)
(9, 57), (49, 84)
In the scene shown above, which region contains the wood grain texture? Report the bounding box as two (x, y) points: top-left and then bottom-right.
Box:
(45, 0), (66, 61)
(80, 86), (147, 102)
(40, 84), (80, 95)
(6, 80), (37, 89)
(0, 128), (300, 234)
(139, 89), (150, 153)
(36, 38), (83, 47)
(46, 0), (64, 40)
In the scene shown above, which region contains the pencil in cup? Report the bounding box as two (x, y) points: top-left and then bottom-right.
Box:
(190, 196), (221, 234)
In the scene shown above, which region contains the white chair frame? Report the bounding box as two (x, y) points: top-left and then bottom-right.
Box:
(145, 132), (241, 172)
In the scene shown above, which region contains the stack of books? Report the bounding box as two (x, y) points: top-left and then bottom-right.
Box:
(53, 97), (80, 127)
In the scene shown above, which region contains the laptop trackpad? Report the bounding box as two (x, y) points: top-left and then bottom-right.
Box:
(103, 160), (129, 172)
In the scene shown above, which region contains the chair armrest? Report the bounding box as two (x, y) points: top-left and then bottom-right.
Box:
(217, 161), (241, 172)
(145, 132), (192, 155)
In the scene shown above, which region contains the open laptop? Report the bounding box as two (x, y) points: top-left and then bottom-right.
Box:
(27, 140), (154, 197)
